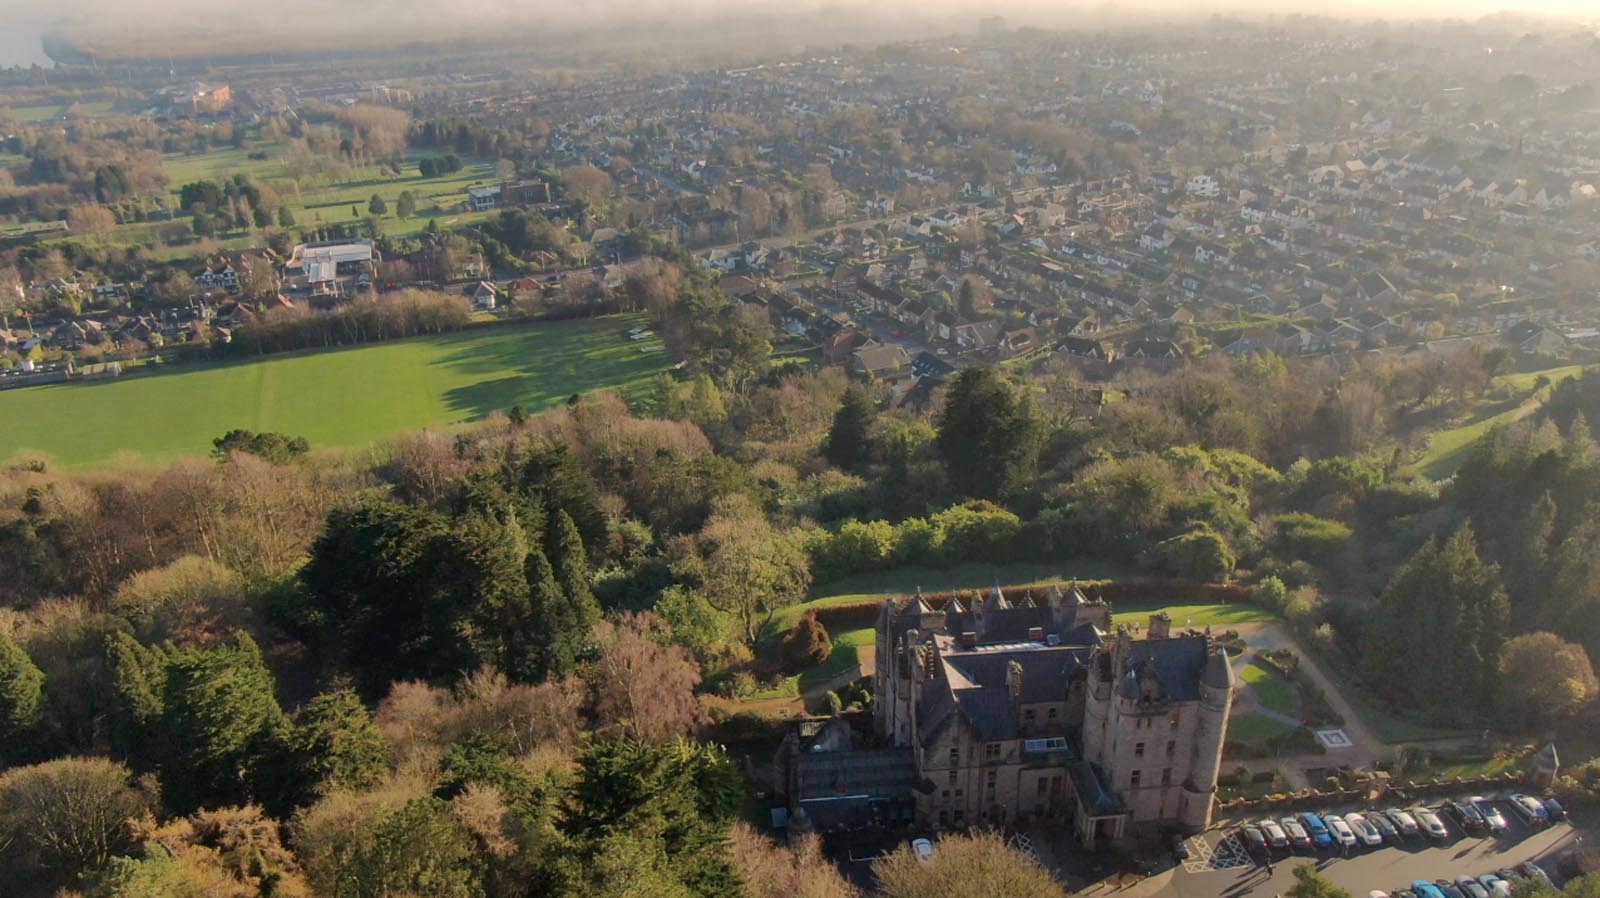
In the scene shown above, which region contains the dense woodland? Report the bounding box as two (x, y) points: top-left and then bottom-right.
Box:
(2, 245), (1600, 895)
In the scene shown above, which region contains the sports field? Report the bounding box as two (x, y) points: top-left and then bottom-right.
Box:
(0, 315), (670, 468)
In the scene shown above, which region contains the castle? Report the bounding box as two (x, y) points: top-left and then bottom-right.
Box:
(872, 584), (1234, 845)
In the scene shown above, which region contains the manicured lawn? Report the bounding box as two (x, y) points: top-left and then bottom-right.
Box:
(1418, 364), (1587, 479)
(1227, 712), (1298, 744)
(1109, 603), (1277, 628)
(1239, 659), (1299, 718)
(0, 315), (670, 468)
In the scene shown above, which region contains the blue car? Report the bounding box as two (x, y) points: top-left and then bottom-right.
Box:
(1300, 811), (1334, 848)
(1414, 881), (1450, 898)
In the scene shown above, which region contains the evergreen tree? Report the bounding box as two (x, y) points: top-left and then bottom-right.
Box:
(103, 631), (168, 769)
(520, 445), (608, 555)
(527, 547), (585, 680)
(455, 506), (538, 681)
(368, 194), (388, 216)
(159, 631), (289, 814)
(547, 509), (601, 630)
(397, 191), (417, 219)
(823, 385), (875, 472)
(1365, 526), (1507, 711)
(343, 797), (486, 898)
(935, 367), (1038, 500)
(291, 688), (393, 797)
(0, 628), (47, 764)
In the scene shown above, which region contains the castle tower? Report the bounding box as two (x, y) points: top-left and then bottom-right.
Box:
(1182, 648), (1234, 830)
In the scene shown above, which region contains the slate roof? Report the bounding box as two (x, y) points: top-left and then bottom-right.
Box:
(1108, 635), (1212, 703)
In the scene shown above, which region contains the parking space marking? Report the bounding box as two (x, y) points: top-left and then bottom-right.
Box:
(1183, 834), (1255, 873)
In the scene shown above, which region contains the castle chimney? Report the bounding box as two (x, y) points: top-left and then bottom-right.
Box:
(1148, 612), (1172, 640)
(1006, 659), (1024, 728)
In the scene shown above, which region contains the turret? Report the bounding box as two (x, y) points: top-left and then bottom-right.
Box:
(1182, 647), (1234, 831)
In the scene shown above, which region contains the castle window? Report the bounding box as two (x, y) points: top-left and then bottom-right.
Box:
(942, 789), (950, 798)
(1167, 740), (1177, 757)
(948, 770), (958, 785)
(955, 790), (964, 798)
(1170, 712), (1181, 727)
(987, 769), (997, 783)
(1130, 770), (1142, 787)
(949, 748), (959, 766)
(1134, 742), (1145, 758)
(984, 743), (1001, 760)
(939, 811), (948, 825)
(1023, 709), (1036, 727)
(1047, 707), (1058, 720)
(1162, 768), (1173, 785)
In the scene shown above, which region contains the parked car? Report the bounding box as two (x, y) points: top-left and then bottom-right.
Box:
(1300, 811), (1334, 848)
(1472, 797), (1509, 834)
(1169, 831), (1191, 861)
(1260, 819), (1289, 852)
(1388, 808), (1421, 837)
(1345, 812), (1383, 848)
(1367, 812), (1399, 843)
(1518, 863), (1553, 888)
(1240, 823), (1269, 857)
(912, 838), (935, 864)
(1508, 793), (1550, 827)
(1412, 807), (1450, 841)
(1495, 870), (1524, 884)
(1413, 881), (1449, 898)
(1371, 892), (1391, 898)
(1544, 797), (1567, 822)
(1456, 876), (1490, 898)
(1479, 874), (1513, 898)
(1445, 799), (1487, 835)
(1281, 816), (1312, 851)
(1394, 888), (1419, 898)
(1326, 814), (1358, 850)
(1436, 879), (1467, 898)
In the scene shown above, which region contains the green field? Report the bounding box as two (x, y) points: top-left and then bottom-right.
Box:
(1239, 658), (1299, 717)
(1227, 712), (1297, 744)
(0, 315), (670, 468)
(1417, 364), (1586, 480)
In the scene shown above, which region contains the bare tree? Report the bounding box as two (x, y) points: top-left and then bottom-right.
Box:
(587, 612), (704, 744)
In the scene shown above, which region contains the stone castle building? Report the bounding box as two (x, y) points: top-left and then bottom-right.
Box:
(872, 584), (1233, 844)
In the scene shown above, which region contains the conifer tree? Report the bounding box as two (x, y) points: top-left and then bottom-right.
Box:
(823, 385), (875, 472)
(0, 628), (47, 765)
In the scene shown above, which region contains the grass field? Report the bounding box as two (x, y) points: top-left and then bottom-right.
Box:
(0, 315), (670, 468)
(1417, 364), (1587, 480)
(1240, 658), (1299, 717)
(1227, 712), (1298, 744)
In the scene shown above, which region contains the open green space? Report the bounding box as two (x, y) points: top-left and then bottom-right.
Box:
(1227, 712), (1298, 744)
(0, 315), (670, 469)
(1239, 658), (1299, 717)
(1418, 364), (1587, 480)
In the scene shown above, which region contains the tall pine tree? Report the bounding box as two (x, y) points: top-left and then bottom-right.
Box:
(547, 509), (601, 627)
(0, 627), (47, 765)
(527, 546), (586, 681)
(823, 385), (875, 472)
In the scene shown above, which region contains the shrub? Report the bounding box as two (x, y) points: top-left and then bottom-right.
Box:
(779, 613), (831, 672)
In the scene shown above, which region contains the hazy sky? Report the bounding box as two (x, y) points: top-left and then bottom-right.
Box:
(0, 0), (1593, 66)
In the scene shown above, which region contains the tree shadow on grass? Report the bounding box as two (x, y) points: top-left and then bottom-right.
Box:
(439, 375), (544, 420)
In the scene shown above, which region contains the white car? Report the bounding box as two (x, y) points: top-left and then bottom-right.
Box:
(1345, 812), (1383, 847)
(1471, 797), (1509, 834)
(912, 838), (935, 864)
(1386, 807), (1420, 837)
(1479, 874), (1512, 898)
(1325, 813), (1358, 849)
(1411, 806), (1449, 841)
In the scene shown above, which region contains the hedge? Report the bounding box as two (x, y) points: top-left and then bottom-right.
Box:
(809, 578), (1254, 631)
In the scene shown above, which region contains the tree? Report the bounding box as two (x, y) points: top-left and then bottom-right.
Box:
(779, 611), (832, 672)
(292, 688), (394, 796)
(277, 206), (296, 228)
(341, 797), (486, 898)
(729, 822), (859, 898)
(1287, 863), (1355, 898)
(92, 804), (311, 898)
(1365, 526), (1508, 712)
(823, 386), (875, 472)
(368, 194), (388, 216)
(0, 628), (47, 764)
(546, 509), (601, 637)
(211, 428), (310, 464)
(527, 545), (589, 681)
(0, 757), (150, 879)
(159, 631), (289, 814)
(936, 367), (1038, 501)
(676, 495), (811, 648)
(397, 190), (417, 219)
(1498, 632), (1599, 728)
(67, 204), (117, 235)
(588, 612), (704, 743)
(874, 831), (1066, 898)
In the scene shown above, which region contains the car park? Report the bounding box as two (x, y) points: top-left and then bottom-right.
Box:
(1301, 811), (1335, 848)
(1368, 812), (1399, 843)
(1445, 799), (1487, 835)
(1456, 876), (1489, 898)
(1346, 812), (1383, 848)
(1241, 823), (1269, 857)
(1326, 813), (1359, 850)
(1388, 808), (1422, 837)
(1281, 816), (1312, 851)
(1413, 807), (1450, 842)
(1472, 797), (1509, 834)
(1260, 819), (1290, 852)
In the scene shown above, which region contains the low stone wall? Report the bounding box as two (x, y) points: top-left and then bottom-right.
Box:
(1217, 771), (1524, 815)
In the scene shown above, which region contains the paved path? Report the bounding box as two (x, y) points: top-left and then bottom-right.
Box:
(1231, 622), (1389, 770)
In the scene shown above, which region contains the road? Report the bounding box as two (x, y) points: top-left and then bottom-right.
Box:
(1160, 803), (1587, 898)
